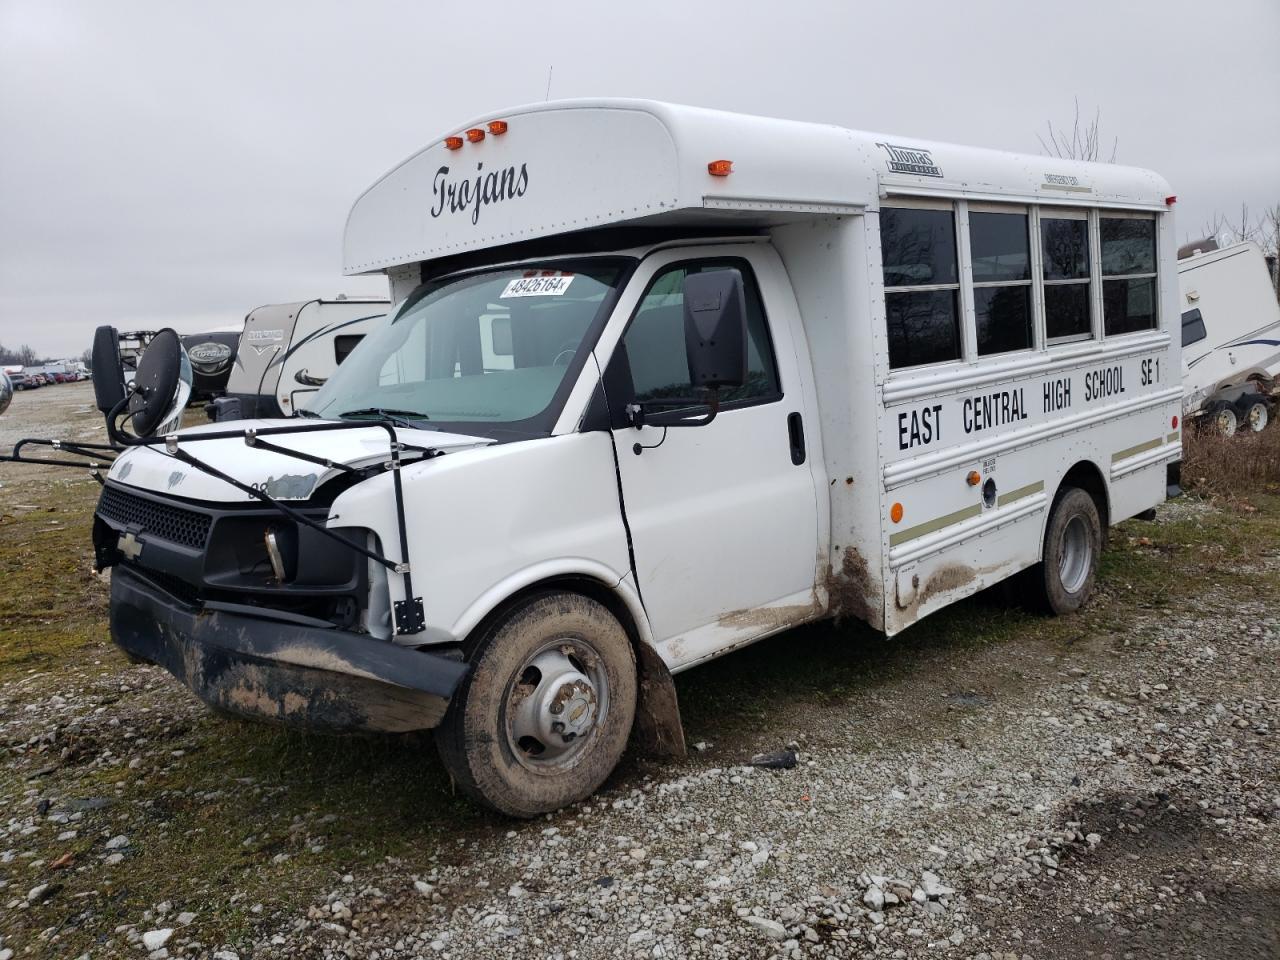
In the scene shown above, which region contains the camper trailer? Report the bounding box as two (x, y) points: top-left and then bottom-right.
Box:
(182, 330), (242, 403)
(208, 297), (389, 421)
(84, 100), (1180, 816)
(1177, 240), (1280, 434)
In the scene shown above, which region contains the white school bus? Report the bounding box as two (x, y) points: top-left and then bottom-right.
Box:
(89, 100), (1180, 815)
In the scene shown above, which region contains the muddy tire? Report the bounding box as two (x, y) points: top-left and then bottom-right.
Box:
(1033, 487), (1102, 616)
(435, 591), (636, 818)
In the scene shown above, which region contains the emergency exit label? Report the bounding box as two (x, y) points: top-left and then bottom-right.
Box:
(501, 275), (575, 298)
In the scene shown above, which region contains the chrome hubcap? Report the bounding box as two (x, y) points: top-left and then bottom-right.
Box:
(1059, 515), (1091, 595)
(506, 640), (608, 770)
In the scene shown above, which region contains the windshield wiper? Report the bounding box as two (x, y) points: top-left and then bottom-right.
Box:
(294, 408), (322, 419)
(337, 407), (430, 427)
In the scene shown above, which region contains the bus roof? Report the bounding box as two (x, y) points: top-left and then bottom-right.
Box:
(343, 98), (1172, 276)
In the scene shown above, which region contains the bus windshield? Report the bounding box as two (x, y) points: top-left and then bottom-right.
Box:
(309, 259), (628, 431)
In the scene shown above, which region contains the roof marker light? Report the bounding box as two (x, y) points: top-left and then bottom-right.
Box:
(488, 120), (509, 135)
(466, 128), (485, 143)
(444, 136), (464, 150)
(1165, 195), (1177, 205)
(707, 159), (733, 177)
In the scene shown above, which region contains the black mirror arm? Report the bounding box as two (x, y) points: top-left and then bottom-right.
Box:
(627, 389), (721, 429)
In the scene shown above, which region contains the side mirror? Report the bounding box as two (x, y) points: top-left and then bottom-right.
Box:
(294, 368), (327, 387)
(0, 371), (11, 417)
(683, 270), (747, 391)
(126, 328), (193, 437)
(91, 325), (126, 414)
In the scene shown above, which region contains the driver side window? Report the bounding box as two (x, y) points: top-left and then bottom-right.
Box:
(621, 259), (782, 405)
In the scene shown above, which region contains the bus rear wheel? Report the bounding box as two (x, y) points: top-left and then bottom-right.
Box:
(435, 591), (637, 818)
(1035, 487), (1102, 616)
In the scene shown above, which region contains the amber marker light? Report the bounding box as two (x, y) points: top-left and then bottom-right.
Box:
(465, 128), (485, 143)
(487, 120), (509, 135)
(707, 159), (733, 177)
(444, 136), (464, 150)
(966, 470), (981, 486)
(890, 503), (904, 524)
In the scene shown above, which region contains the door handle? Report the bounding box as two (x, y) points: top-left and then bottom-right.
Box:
(787, 412), (806, 465)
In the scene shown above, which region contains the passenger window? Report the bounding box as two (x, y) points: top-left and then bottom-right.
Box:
(1041, 217), (1092, 341)
(1101, 217), (1157, 335)
(880, 207), (961, 368)
(334, 334), (364, 365)
(622, 260), (781, 405)
(970, 211), (1032, 355)
(1181, 308), (1207, 347)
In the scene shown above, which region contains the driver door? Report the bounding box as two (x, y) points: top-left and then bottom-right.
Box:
(599, 247), (820, 670)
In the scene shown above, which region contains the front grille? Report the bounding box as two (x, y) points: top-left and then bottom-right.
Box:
(97, 487), (212, 549)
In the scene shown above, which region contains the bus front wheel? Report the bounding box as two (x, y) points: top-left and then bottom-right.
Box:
(1035, 487), (1102, 616)
(435, 591), (637, 818)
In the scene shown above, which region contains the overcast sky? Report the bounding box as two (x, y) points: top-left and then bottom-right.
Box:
(1, 0), (1277, 357)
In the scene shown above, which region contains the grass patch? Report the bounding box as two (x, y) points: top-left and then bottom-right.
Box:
(0, 477), (109, 681)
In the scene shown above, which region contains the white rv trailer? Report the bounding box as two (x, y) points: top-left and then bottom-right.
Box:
(1177, 240), (1280, 434)
(211, 296), (390, 421)
(96, 100), (1180, 816)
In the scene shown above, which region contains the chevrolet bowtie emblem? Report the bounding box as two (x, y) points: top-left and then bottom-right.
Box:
(117, 531), (144, 560)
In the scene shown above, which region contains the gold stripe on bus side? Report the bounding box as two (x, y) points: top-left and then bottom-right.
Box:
(1167, 431), (1181, 444)
(889, 502), (983, 547)
(997, 480), (1044, 508)
(1111, 437), (1162, 464)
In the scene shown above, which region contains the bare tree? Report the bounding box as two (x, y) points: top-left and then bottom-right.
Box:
(80, 348), (93, 370)
(17, 345), (38, 366)
(1037, 97), (1117, 163)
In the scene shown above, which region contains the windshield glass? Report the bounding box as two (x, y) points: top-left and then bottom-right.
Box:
(309, 259), (628, 431)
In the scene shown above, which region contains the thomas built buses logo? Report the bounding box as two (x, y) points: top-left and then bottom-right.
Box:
(876, 142), (943, 178)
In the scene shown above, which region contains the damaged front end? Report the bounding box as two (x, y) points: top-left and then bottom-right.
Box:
(89, 419), (481, 734)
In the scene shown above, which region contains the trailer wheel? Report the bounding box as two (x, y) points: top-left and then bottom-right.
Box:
(1035, 487), (1102, 616)
(1209, 403), (1238, 437)
(1243, 399), (1269, 433)
(435, 591), (637, 818)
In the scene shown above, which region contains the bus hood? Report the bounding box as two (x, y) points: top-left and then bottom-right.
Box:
(104, 419), (493, 503)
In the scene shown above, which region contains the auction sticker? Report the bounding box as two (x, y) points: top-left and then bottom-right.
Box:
(500, 274), (575, 298)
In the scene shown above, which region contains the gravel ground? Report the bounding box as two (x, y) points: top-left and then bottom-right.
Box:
(1, 386), (1277, 960)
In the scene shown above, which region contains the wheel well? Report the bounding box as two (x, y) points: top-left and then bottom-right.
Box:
(472, 575), (643, 647)
(1057, 460), (1110, 530)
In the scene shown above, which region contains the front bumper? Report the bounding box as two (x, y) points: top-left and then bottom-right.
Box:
(110, 565), (468, 733)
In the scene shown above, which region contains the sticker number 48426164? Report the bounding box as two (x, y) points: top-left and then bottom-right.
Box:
(500, 275), (575, 298)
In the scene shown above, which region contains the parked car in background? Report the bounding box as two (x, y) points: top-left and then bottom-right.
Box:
(4, 368), (26, 391)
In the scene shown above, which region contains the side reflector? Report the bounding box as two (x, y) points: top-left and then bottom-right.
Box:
(707, 159), (733, 177)
(1172, 415), (1179, 429)
(1165, 195), (1177, 205)
(465, 128), (485, 143)
(966, 471), (981, 487)
(487, 120), (509, 135)
(890, 502), (904, 524)
(444, 136), (464, 150)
